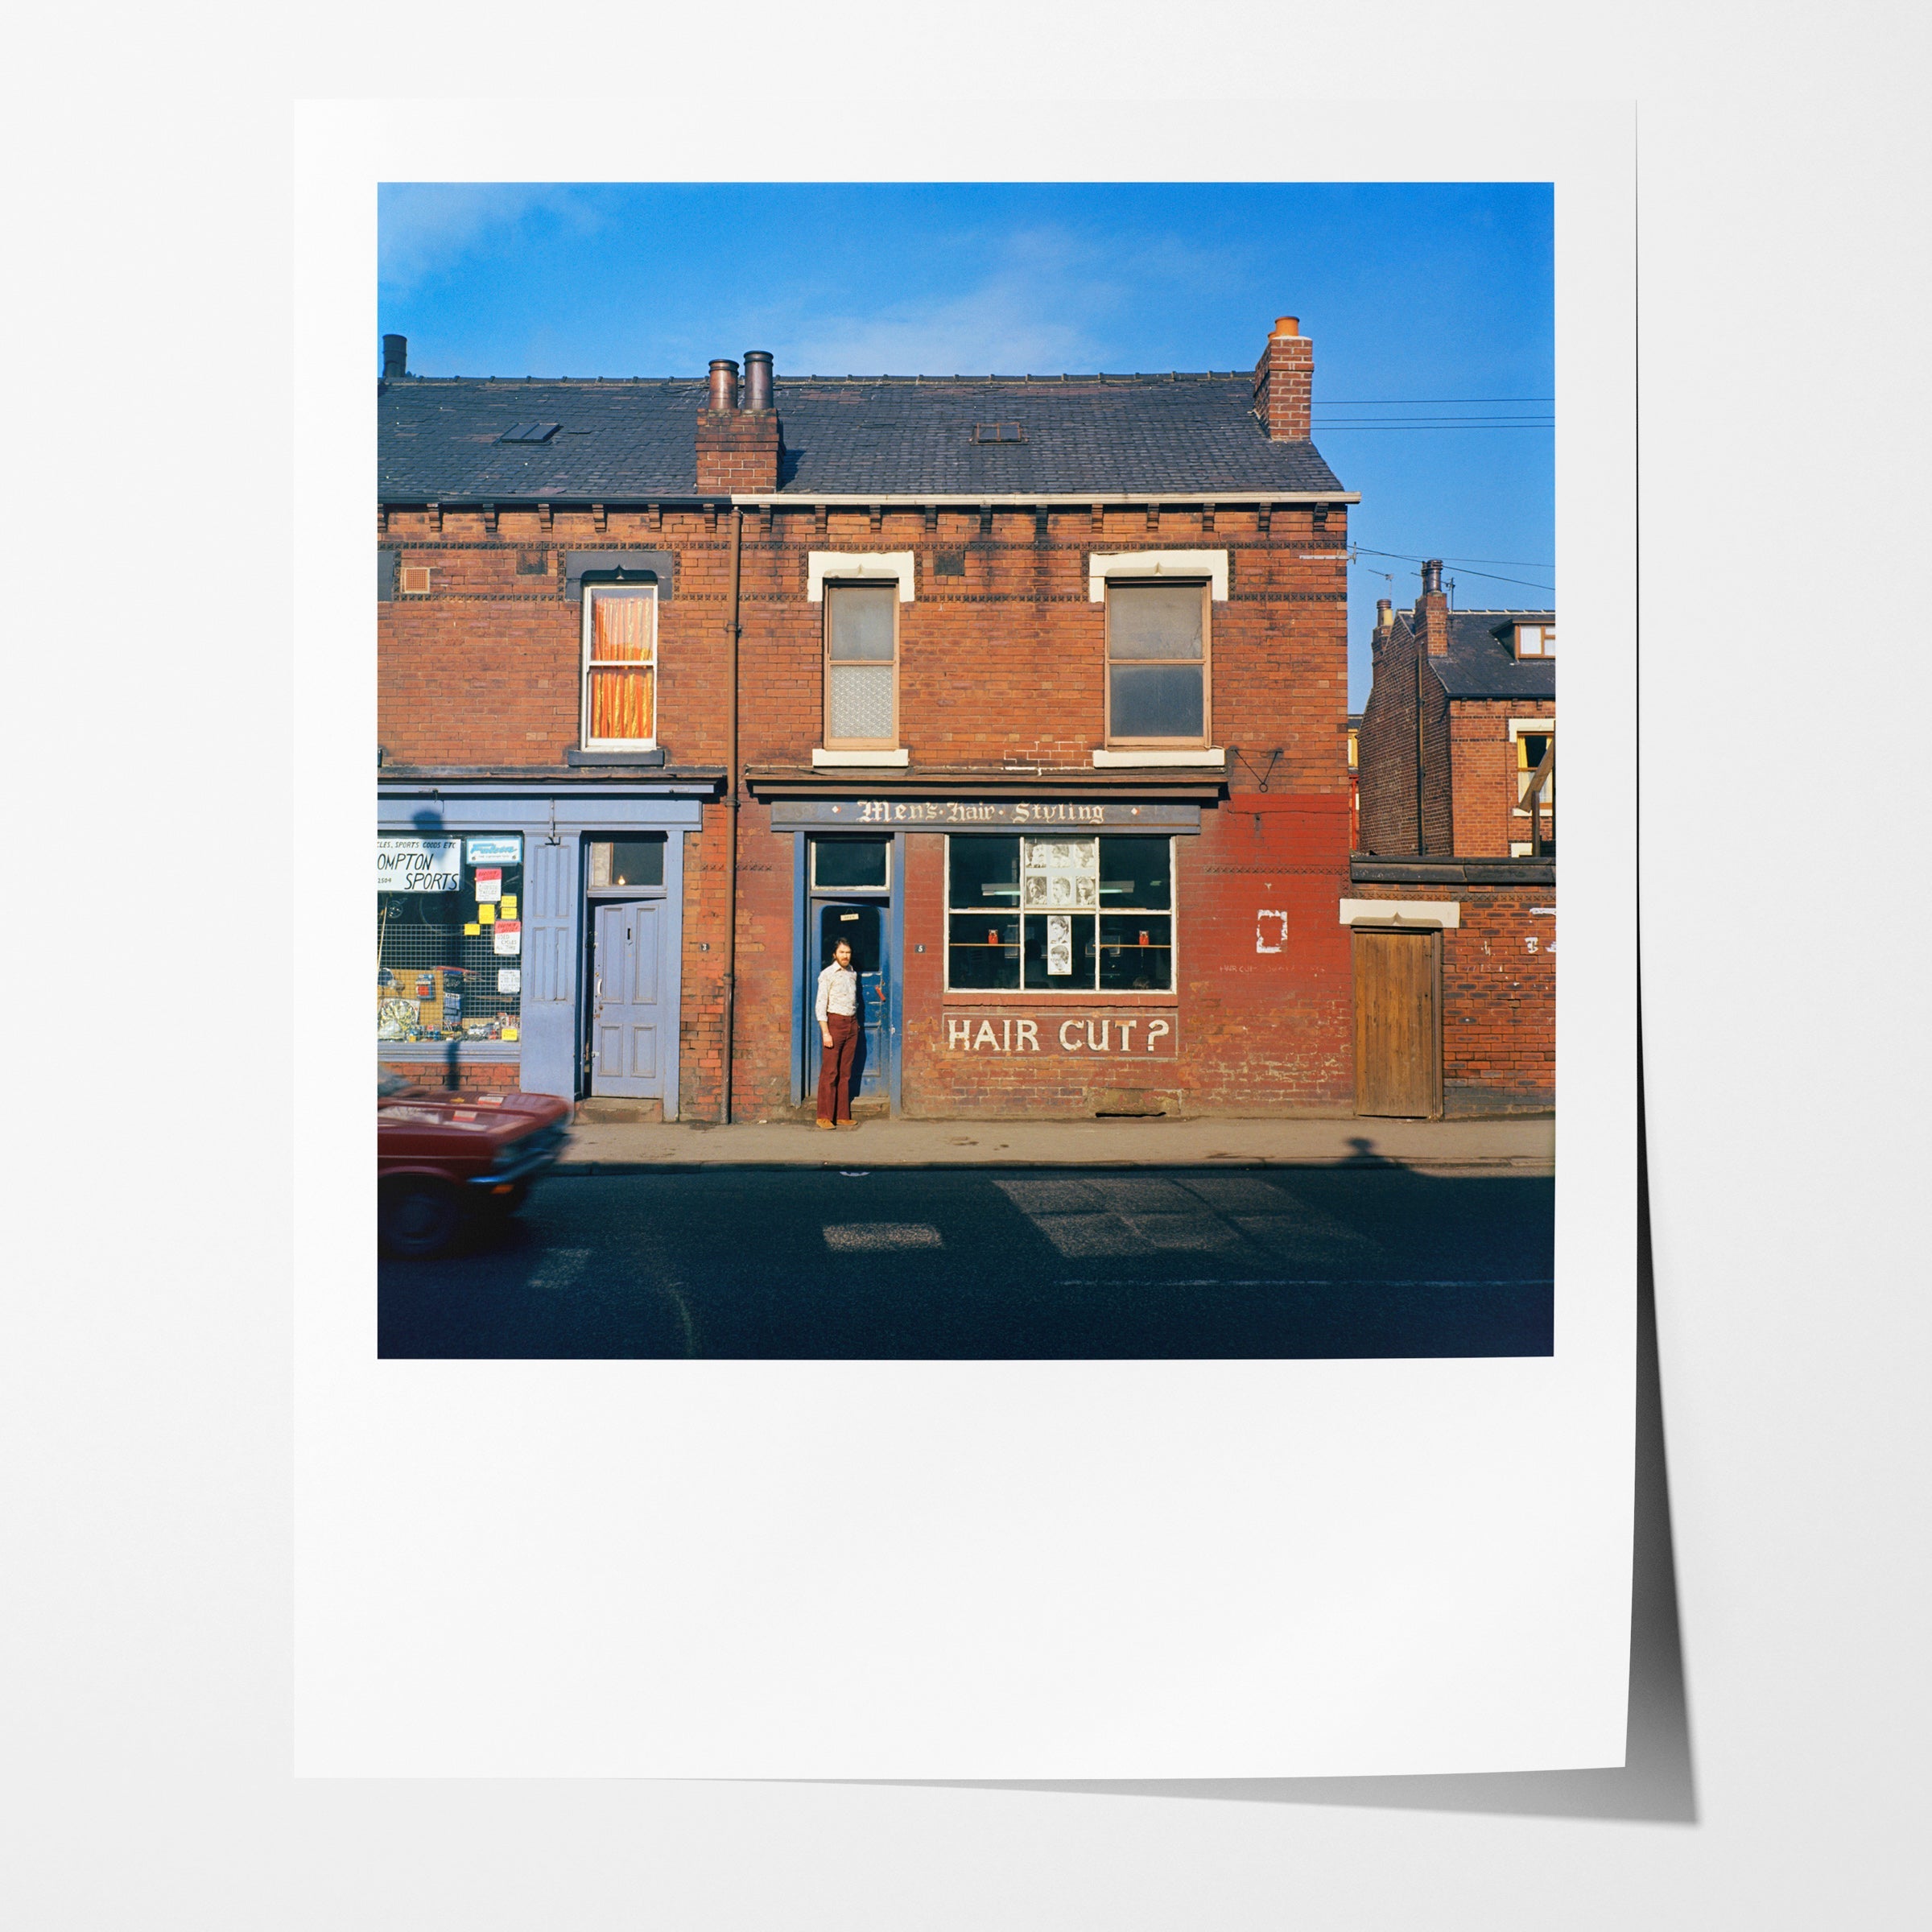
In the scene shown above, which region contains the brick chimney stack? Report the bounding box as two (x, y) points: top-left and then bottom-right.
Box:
(696, 351), (781, 493)
(1415, 559), (1451, 656)
(1253, 315), (1313, 441)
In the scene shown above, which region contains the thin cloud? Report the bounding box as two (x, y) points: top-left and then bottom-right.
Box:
(778, 223), (1247, 377)
(378, 184), (596, 292)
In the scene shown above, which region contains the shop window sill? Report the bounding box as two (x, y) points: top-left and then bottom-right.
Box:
(811, 747), (910, 768)
(1091, 748), (1225, 768)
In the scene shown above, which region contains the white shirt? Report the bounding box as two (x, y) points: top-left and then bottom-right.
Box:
(815, 960), (858, 1023)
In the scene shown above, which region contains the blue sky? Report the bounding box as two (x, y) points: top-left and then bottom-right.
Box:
(378, 183), (1553, 710)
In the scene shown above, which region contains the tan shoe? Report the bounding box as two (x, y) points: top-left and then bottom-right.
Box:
(836, 1120), (859, 1129)
(815, 1119), (836, 1131)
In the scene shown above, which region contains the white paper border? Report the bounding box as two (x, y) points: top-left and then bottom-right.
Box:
(296, 99), (1634, 1777)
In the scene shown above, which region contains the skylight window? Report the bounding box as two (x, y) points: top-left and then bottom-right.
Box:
(497, 423), (560, 444)
(970, 422), (1026, 444)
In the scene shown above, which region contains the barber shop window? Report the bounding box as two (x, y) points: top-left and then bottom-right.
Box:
(1105, 581), (1209, 746)
(824, 582), (898, 750)
(581, 583), (658, 749)
(376, 835), (525, 1044)
(946, 835), (1173, 992)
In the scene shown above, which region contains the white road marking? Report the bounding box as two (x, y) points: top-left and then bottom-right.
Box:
(528, 1248), (591, 1292)
(823, 1223), (943, 1252)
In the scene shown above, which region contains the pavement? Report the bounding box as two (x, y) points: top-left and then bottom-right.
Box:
(556, 1110), (1554, 1175)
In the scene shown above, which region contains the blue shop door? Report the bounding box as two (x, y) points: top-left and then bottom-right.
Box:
(811, 901), (890, 1103)
(592, 901), (663, 1098)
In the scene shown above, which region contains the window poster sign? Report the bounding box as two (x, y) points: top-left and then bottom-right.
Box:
(375, 836), (461, 893)
(492, 919), (522, 956)
(474, 868), (503, 903)
(466, 835), (522, 865)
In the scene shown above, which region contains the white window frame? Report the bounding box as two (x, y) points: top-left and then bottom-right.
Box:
(580, 582), (659, 751)
(820, 580), (902, 755)
(941, 832), (1179, 997)
(1100, 578), (1214, 752)
(807, 553), (914, 766)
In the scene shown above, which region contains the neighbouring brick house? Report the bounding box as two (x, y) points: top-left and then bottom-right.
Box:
(376, 316), (1367, 1121)
(1347, 563), (1556, 1117)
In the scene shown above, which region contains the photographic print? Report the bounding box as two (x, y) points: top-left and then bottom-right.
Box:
(299, 100), (1634, 1781)
(373, 180), (1560, 1362)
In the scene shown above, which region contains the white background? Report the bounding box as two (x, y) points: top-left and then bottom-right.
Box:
(6, 2), (1928, 1925)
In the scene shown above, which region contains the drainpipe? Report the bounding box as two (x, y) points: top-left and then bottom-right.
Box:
(721, 506), (743, 1123)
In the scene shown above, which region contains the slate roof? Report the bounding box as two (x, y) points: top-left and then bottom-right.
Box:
(1385, 609), (1557, 700)
(377, 373), (1348, 501)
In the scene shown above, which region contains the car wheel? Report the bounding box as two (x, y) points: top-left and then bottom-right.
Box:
(380, 1179), (464, 1257)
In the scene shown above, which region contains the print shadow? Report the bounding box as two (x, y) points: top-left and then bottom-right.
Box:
(863, 1059), (1695, 1822)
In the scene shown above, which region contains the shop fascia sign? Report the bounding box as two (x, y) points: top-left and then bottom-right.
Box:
(377, 836), (462, 892)
(771, 799), (1199, 829)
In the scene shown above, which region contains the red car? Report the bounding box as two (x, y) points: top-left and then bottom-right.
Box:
(378, 1071), (572, 1256)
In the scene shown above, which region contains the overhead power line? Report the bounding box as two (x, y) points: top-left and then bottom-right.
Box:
(1350, 545), (1554, 596)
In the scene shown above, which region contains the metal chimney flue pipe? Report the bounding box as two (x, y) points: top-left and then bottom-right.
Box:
(1421, 559), (1444, 595)
(382, 333), (407, 378)
(742, 349), (773, 411)
(708, 358), (741, 411)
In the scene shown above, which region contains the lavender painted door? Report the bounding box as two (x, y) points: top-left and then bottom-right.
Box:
(592, 901), (663, 1098)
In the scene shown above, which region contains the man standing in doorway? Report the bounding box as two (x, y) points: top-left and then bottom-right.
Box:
(815, 936), (861, 1129)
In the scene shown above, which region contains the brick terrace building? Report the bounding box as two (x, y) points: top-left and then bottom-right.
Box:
(1348, 564), (1556, 1117)
(376, 319), (1365, 1121)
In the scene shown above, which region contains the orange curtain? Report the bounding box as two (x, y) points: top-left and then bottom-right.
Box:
(590, 668), (653, 741)
(592, 598), (652, 662)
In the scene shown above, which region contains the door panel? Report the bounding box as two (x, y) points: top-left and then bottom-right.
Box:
(811, 900), (890, 1102)
(592, 901), (664, 1098)
(1353, 927), (1442, 1119)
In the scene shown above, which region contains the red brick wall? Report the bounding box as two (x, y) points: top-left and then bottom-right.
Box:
(380, 502), (1350, 786)
(894, 795), (1353, 1118)
(1357, 616), (1452, 857)
(1252, 328), (1313, 440)
(379, 497), (1353, 1121)
(1449, 699), (1555, 857)
(695, 408), (780, 493)
(1347, 882), (1555, 1111)
(379, 1055), (522, 1089)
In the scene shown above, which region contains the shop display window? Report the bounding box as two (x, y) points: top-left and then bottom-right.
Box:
(946, 836), (1172, 993)
(376, 835), (525, 1043)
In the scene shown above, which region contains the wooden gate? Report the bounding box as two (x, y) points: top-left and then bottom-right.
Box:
(1352, 926), (1443, 1119)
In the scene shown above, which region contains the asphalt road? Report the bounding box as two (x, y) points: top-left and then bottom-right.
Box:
(378, 1165), (1554, 1360)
